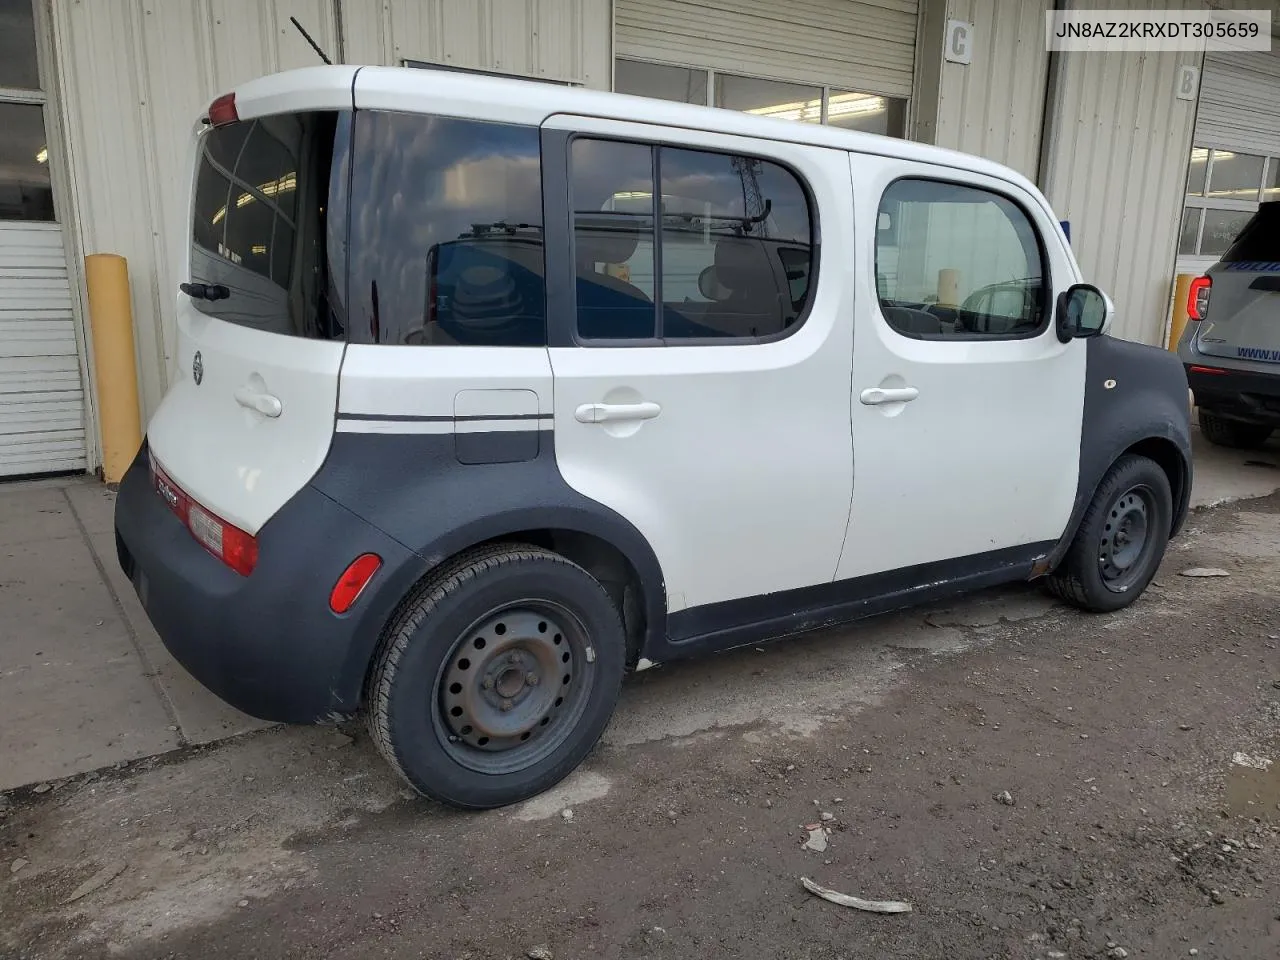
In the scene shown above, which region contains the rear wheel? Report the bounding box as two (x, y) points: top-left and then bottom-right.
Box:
(366, 544), (626, 809)
(1198, 409), (1273, 449)
(1045, 454), (1172, 613)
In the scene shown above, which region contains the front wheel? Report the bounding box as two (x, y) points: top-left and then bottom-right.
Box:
(1045, 454), (1172, 613)
(366, 544), (626, 809)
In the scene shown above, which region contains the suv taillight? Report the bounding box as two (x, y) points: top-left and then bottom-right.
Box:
(149, 454), (258, 576)
(1187, 275), (1211, 320)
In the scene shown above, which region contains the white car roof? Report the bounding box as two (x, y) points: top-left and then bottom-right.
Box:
(228, 64), (1040, 195)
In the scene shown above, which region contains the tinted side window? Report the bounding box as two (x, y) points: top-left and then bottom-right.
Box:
(570, 139), (815, 343)
(190, 111), (349, 339)
(347, 113), (545, 347)
(875, 179), (1047, 340)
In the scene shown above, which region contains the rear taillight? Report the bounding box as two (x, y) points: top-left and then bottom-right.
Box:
(207, 92), (238, 127)
(151, 458), (258, 576)
(1187, 275), (1211, 320)
(329, 554), (383, 614)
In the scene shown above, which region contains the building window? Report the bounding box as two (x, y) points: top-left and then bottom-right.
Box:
(1179, 146), (1278, 256)
(0, 1), (52, 222)
(0, 0), (40, 90)
(875, 179), (1047, 340)
(614, 59), (707, 105)
(570, 138), (815, 342)
(614, 58), (907, 138)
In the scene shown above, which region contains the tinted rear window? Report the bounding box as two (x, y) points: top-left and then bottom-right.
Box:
(345, 112), (545, 347)
(190, 111), (350, 338)
(1222, 202), (1280, 262)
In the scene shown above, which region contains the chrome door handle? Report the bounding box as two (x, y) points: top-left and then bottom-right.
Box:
(234, 386), (282, 418)
(574, 401), (662, 424)
(859, 386), (919, 406)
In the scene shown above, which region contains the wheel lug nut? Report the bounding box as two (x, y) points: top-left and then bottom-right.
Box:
(482, 677), (494, 690)
(501, 699), (514, 711)
(526, 672), (539, 686)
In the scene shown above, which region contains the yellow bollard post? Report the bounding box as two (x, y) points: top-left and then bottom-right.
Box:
(1168, 272), (1193, 351)
(936, 268), (960, 307)
(83, 254), (142, 484)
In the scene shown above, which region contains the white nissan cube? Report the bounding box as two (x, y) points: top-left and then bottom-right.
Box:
(115, 65), (1193, 809)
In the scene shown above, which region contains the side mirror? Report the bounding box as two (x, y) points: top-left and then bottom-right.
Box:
(698, 264), (728, 300)
(1056, 283), (1113, 343)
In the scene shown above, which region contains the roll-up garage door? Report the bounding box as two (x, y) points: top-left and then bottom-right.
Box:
(614, 0), (919, 99)
(1196, 52), (1280, 155)
(0, 222), (87, 477)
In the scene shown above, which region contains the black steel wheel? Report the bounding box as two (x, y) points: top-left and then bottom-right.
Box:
(366, 544), (626, 809)
(1046, 454), (1173, 613)
(436, 603), (594, 775)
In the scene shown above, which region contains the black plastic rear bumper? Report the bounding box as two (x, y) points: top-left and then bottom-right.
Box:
(113, 443), (427, 723)
(1186, 363), (1280, 425)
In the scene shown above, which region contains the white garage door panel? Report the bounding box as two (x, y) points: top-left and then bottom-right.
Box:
(1197, 52), (1280, 156)
(0, 222), (87, 477)
(615, 0), (918, 99)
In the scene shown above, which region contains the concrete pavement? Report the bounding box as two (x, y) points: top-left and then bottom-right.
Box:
(1, 427), (1277, 792)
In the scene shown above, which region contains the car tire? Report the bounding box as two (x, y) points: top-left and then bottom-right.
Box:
(1198, 409), (1273, 449)
(1045, 454), (1172, 613)
(365, 543), (626, 809)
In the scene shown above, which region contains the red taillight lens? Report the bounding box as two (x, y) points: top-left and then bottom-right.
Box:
(151, 459), (258, 576)
(208, 92), (238, 126)
(1187, 275), (1211, 321)
(329, 554), (383, 614)
(1188, 364), (1228, 375)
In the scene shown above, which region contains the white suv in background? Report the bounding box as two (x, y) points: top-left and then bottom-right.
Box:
(1179, 201), (1280, 448)
(115, 65), (1193, 809)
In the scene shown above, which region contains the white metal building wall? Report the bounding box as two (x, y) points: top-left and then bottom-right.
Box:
(0, 222), (85, 475)
(913, 0), (1052, 182)
(615, 0), (919, 99)
(1196, 51), (1280, 155)
(340, 0), (611, 89)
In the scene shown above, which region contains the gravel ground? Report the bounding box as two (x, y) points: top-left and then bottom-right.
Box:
(3, 493), (1279, 960)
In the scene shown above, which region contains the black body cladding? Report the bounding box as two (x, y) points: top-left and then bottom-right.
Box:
(1047, 335), (1193, 569)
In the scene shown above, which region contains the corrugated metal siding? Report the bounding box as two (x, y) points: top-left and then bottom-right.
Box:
(1197, 51), (1280, 155)
(1039, 1), (1203, 346)
(340, 0), (611, 89)
(49, 0), (340, 422)
(615, 0), (918, 99)
(920, 0), (1051, 181)
(0, 223), (86, 476)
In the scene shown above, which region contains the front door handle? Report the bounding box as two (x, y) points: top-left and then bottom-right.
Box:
(575, 401), (662, 424)
(234, 386), (282, 418)
(860, 386), (919, 406)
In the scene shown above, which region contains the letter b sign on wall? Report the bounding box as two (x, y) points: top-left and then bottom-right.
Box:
(945, 20), (974, 65)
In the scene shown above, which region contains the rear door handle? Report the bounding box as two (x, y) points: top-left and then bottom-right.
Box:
(575, 401), (662, 424)
(860, 386), (919, 405)
(234, 386), (282, 418)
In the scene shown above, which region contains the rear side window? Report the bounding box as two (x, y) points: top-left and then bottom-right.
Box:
(190, 111), (350, 339)
(346, 113), (545, 346)
(1221, 203), (1280, 262)
(875, 179), (1048, 340)
(570, 139), (815, 342)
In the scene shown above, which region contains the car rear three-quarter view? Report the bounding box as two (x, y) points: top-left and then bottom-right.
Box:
(116, 63), (1192, 811)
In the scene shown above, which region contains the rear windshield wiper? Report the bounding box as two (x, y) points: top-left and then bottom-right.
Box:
(180, 282), (230, 301)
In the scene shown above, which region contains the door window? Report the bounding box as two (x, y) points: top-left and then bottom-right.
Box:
(570, 138), (815, 342)
(875, 179), (1048, 340)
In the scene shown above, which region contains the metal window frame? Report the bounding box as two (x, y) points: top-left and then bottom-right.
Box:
(614, 56), (905, 136)
(1183, 145), (1277, 255)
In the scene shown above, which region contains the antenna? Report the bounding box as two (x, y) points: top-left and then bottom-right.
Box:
(290, 16), (333, 65)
